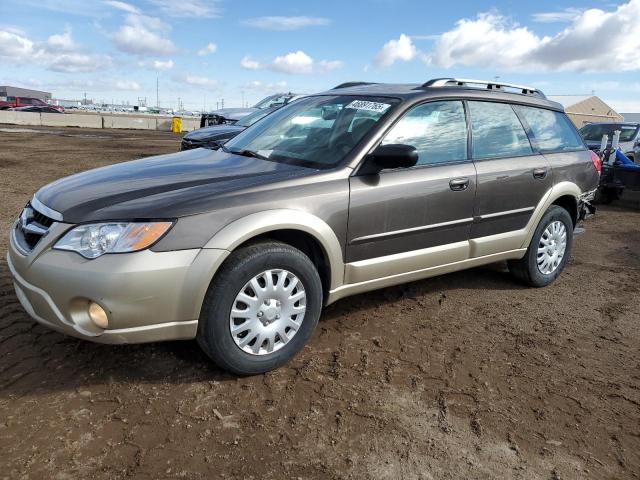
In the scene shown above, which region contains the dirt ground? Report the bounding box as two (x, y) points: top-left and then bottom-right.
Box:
(1, 125), (639, 480)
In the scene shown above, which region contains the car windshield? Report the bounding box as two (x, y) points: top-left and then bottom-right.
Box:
(235, 108), (274, 128)
(579, 123), (639, 142)
(224, 95), (399, 169)
(253, 94), (291, 109)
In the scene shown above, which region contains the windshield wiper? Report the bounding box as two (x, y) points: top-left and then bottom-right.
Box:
(228, 148), (268, 160)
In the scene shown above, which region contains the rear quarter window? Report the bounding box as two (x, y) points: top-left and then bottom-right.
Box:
(468, 101), (533, 159)
(516, 106), (584, 153)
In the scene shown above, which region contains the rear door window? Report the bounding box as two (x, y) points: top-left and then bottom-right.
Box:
(516, 106), (584, 152)
(381, 100), (468, 165)
(468, 101), (533, 159)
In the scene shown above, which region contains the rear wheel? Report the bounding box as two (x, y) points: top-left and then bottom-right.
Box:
(197, 241), (323, 375)
(508, 206), (573, 287)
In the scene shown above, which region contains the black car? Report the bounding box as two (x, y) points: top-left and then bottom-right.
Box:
(181, 107), (277, 151)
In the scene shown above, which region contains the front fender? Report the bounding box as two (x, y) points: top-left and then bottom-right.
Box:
(204, 209), (345, 290)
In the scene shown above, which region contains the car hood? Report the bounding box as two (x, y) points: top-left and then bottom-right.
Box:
(35, 148), (315, 223)
(183, 124), (245, 142)
(205, 108), (257, 121)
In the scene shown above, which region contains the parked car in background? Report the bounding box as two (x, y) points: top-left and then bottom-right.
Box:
(200, 93), (299, 127)
(9, 105), (64, 114)
(8, 78), (599, 375)
(0, 96), (64, 112)
(182, 107), (277, 151)
(579, 122), (640, 162)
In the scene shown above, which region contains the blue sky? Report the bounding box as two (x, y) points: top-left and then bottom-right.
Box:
(1, 0), (639, 112)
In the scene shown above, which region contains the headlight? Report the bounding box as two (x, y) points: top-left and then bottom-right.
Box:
(54, 222), (173, 259)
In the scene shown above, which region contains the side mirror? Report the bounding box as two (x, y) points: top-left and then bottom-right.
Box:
(366, 144), (418, 171)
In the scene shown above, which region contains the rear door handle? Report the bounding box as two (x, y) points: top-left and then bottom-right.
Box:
(533, 167), (548, 179)
(449, 177), (470, 191)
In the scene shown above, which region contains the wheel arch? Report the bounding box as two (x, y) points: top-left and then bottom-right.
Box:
(521, 182), (580, 248)
(204, 210), (345, 293)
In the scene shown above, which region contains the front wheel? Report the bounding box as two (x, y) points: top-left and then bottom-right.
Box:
(197, 241), (323, 375)
(508, 206), (574, 287)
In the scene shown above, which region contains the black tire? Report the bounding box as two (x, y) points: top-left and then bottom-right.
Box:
(197, 241), (323, 375)
(508, 206), (574, 287)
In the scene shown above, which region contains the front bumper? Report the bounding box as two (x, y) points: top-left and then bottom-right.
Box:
(8, 222), (229, 343)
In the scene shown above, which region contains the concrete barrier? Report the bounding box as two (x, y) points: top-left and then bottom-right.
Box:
(155, 117), (173, 132)
(0, 110), (41, 126)
(103, 115), (157, 130)
(181, 118), (200, 132)
(41, 112), (103, 129)
(0, 110), (201, 133)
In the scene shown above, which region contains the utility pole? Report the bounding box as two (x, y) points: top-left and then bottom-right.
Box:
(156, 75), (159, 108)
(221, 98), (224, 109)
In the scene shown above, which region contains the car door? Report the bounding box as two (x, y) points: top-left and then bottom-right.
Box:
(346, 100), (477, 283)
(467, 101), (552, 254)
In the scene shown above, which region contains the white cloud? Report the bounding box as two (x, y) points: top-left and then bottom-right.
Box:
(0, 29), (34, 57)
(197, 42), (217, 56)
(318, 59), (344, 73)
(532, 8), (583, 23)
(425, 1), (640, 72)
(240, 55), (261, 70)
(374, 34), (417, 68)
(241, 51), (341, 75)
(243, 80), (288, 93)
(154, 59), (174, 70)
(48, 53), (113, 73)
(241, 16), (330, 30)
(0, 26), (111, 73)
(112, 13), (176, 55)
(271, 50), (313, 74)
(46, 28), (76, 52)
(181, 75), (218, 88)
(104, 0), (140, 14)
(140, 59), (175, 70)
(114, 80), (141, 90)
(147, 0), (221, 18)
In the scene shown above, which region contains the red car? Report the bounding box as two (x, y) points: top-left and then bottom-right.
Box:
(0, 96), (64, 112)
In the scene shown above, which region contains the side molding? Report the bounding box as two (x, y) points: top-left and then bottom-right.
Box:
(204, 209), (345, 290)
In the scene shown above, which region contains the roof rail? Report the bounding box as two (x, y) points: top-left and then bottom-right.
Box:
(332, 81), (377, 90)
(422, 78), (545, 98)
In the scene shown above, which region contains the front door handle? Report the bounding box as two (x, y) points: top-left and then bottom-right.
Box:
(533, 167), (548, 179)
(449, 177), (470, 191)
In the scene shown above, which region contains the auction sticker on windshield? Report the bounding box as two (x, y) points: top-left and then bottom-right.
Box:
(345, 100), (391, 113)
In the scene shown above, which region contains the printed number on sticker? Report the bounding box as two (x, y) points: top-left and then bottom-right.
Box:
(346, 100), (391, 113)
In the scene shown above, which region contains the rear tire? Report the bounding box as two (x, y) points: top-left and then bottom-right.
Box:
(508, 206), (573, 287)
(197, 241), (323, 375)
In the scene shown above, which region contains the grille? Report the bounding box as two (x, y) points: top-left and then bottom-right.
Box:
(13, 203), (55, 253)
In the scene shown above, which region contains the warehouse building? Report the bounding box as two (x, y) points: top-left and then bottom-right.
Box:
(0, 86), (52, 102)
(548, 95), (623, 128)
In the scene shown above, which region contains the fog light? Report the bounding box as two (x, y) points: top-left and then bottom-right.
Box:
(88, 302), (109, 329)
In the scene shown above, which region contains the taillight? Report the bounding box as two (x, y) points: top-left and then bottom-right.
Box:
(590, 150), (602, 173)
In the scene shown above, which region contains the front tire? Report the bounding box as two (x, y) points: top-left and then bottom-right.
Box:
(197, 241), (323, 375)
(508, 206), (574, 287)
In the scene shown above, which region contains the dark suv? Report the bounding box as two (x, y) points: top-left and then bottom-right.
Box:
(8, 78), (600, 375)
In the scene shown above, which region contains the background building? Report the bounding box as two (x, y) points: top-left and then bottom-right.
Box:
(0, 86), (52, 102)
(548, 95), (623, 128)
